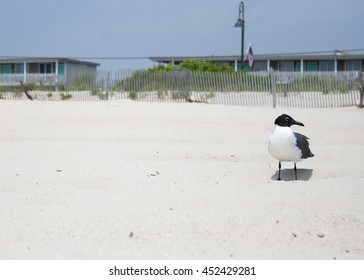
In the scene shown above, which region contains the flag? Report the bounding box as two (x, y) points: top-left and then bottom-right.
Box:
(244, 44), (254, 68)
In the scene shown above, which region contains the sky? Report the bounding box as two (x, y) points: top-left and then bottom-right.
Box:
(1, 0), (364, 70)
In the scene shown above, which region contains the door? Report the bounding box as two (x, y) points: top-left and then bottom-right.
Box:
(58, 63), (65, 74)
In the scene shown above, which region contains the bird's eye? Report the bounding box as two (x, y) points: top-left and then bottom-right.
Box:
(285, 117), (290, 122)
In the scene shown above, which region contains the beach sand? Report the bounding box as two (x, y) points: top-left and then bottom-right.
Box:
(0, 100), (363, 259)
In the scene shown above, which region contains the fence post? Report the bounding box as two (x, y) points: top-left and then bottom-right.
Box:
(186, 70), (193, 102)
(270, 68), (276, 108)
(359, 71), (364, 108)
(19, 81), (33, 100)
(107, 70), (112, 101)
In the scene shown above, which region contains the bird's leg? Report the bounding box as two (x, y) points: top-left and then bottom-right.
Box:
(293, 163), (297, 180)
(278, 161), (281, 181)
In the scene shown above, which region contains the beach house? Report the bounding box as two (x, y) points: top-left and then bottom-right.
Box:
(0, 57), (99, 86)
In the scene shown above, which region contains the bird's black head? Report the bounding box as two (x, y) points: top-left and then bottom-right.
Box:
(274, 114), (304, 127)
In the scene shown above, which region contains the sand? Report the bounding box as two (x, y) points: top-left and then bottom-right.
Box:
(0, 100), (363, 260)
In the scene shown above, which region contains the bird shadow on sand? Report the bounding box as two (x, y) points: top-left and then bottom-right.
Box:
(271, 168), (313, 181)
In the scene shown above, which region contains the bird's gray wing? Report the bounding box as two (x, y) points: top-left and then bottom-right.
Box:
(294, 132), (314, 159)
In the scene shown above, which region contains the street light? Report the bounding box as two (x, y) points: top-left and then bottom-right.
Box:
(234, 1), (245, 69)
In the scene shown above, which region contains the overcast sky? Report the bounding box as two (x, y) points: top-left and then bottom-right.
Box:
(1, 0), (364, 69)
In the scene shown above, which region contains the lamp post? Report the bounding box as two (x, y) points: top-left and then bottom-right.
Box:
(234, 1), (245, 70)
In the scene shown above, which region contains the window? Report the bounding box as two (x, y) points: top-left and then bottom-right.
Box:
(307, 62), (317, 72)
(15, 63), (24, 74)
(253, 61), (267, 72)
(39, 63), (52, 74)
(278, 61), (294, 71)
(295, 62), (305, 72)
(345, 60), (362, 71)
(28, 63), (38, 73)
(319, 61), (335, 72)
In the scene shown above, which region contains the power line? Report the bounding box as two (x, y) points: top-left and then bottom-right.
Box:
(69, 57), (151, 60)
(48, 49), (364, 59)
(0, 56), (151, 60)
(262, 48), (364, 57)
(1, 49), (364, 60)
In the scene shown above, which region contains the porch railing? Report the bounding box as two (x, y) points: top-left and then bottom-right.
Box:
(0, 74), (65, 86)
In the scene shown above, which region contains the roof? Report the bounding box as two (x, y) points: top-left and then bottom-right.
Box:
(0, 57), (100, 67)
(150, 53), (364, 63)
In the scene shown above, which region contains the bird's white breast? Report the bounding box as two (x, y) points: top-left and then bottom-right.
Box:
(268, 125), (302, 162)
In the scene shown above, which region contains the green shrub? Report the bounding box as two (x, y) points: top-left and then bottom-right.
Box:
(60, 93), (72, 100)
(149, 59), (234, 73)
(128, 91), (137, 100)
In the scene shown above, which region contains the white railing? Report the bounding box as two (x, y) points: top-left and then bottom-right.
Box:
(0, 74), (65, 86)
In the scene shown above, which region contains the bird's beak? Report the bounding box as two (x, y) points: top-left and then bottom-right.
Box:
(293, 120), (304, 127)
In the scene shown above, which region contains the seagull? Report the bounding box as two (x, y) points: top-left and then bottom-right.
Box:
(268, 114), (314, 180)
